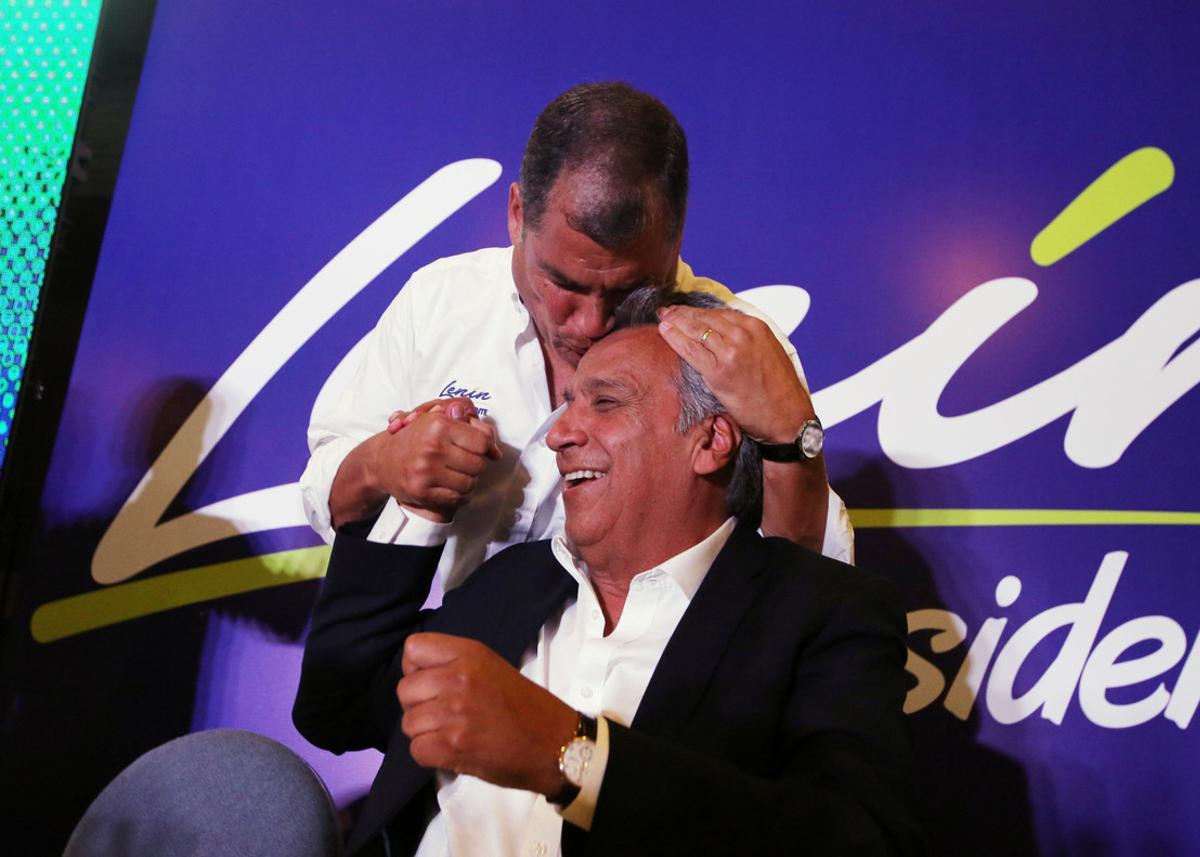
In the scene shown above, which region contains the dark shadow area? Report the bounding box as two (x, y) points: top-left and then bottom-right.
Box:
(0, 377), (320, 855)
(836, 454), (1040, 857)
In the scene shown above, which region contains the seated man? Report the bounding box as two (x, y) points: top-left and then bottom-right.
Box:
(294, 289), (926, 857)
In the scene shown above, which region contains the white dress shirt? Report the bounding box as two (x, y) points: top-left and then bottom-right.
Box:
(414, 517), (740, 857)
(299, 247), (853, 596)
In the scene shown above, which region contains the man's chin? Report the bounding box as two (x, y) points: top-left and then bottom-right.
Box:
(562, 519), (598, 554)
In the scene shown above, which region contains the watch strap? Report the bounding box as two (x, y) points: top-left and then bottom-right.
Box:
(757, 439), (804, 462)
(758, 418), (823, 462)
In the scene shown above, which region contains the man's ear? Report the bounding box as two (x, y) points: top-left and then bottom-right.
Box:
(693, 413), (741, 476)
(507, 182), (524, 246)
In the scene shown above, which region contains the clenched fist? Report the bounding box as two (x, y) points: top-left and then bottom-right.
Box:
(397, 632), (579, 796)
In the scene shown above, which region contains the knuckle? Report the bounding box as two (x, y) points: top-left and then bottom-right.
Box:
(452, 668), (472, 691)
(446, 726), (469, 753)
(725, 324), (751, 345)
(745, 317), (771, 339)
(410, 739), (434, 767)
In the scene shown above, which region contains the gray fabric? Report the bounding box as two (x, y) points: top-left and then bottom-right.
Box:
(64, 728), (342, 857)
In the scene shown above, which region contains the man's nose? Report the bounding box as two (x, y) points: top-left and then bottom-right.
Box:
(547, 406), (586, 452)
(576, 295), (614, 340)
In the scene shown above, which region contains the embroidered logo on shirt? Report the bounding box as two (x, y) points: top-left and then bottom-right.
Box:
(439, 379), (493, 416)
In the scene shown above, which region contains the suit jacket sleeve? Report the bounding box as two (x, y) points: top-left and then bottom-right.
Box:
(587, 573), (926, 857)
(292, 533), (444, 754)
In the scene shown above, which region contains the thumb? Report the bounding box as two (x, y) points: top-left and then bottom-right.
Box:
(444, 398), (479, 421)
(402, 632), (469, 674)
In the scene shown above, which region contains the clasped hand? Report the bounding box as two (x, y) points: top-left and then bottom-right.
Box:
(369, 397), (502, 522)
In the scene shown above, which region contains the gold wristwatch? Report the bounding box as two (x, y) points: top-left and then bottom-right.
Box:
(549, 713), (598, 807)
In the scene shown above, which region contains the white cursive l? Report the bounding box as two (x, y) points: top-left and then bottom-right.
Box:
(92, 159), (503, 584)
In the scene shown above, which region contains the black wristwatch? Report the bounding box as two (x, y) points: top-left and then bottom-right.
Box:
(548, 714), (598, 808)
(758, 418), (824, 462)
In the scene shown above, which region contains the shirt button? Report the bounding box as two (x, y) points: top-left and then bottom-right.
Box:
(590, 608), (600, 621)
(581, 687), (593, 699)
(533, 843), (547, 856)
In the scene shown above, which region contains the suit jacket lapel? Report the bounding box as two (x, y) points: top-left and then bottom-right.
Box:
(438, 544), (577, 667)
(632, 523), (770, 739)
(348, 544), (576, 855)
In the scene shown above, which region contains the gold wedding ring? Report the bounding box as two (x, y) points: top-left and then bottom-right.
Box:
(700, 327), (714, 344)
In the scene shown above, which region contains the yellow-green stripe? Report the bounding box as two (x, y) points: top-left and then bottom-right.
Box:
(850, 508), (1200, 528)
(30, 545), (330, 643)
(1030, 146), (1175, 267)
(31, 508), (1200, 643)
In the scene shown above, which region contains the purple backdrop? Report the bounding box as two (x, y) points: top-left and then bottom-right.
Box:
(2, 3), (1198, 854)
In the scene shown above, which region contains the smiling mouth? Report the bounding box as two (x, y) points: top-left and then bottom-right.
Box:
(563, 469), (607, 489)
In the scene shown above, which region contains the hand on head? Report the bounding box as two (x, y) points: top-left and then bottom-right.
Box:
(656, 304), (816, 444)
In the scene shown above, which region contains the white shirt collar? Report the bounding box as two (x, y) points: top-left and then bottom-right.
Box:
(551, 516), (738, 602)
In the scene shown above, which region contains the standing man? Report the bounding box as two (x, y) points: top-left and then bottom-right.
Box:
(300, 82), (852, 593)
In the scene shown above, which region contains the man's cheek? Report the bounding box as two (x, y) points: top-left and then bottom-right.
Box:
(545, 294), (572, 326)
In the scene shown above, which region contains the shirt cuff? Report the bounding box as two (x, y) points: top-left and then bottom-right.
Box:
(822, 485), (855, 565)
(299, 437), (360, 545)
(366, 497), (453, 546)
(558, 716), (609, 831)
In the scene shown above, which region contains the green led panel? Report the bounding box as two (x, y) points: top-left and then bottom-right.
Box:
(0, 0), (102, 467)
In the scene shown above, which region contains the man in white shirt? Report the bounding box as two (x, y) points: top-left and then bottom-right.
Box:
(299, 82), (853, 597)
(294, 289), (924, 857)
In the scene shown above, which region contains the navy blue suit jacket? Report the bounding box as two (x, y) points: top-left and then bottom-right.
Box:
(294, 524), (927, 856)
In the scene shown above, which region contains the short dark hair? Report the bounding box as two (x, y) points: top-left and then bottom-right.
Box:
(612, 287), (763, 527)
(519, 82), (689, 248)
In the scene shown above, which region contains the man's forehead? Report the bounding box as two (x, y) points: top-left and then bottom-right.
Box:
(575, 327), (675, 388)
(535, 171), (679, 266)
(537, 258), (662, 295)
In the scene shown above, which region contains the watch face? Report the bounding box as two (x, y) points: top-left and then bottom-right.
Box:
(562, 739), (595, 785)
(800, 422), (824, 458)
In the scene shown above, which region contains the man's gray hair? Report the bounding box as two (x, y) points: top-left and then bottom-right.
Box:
(613, 287), (763, 527)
